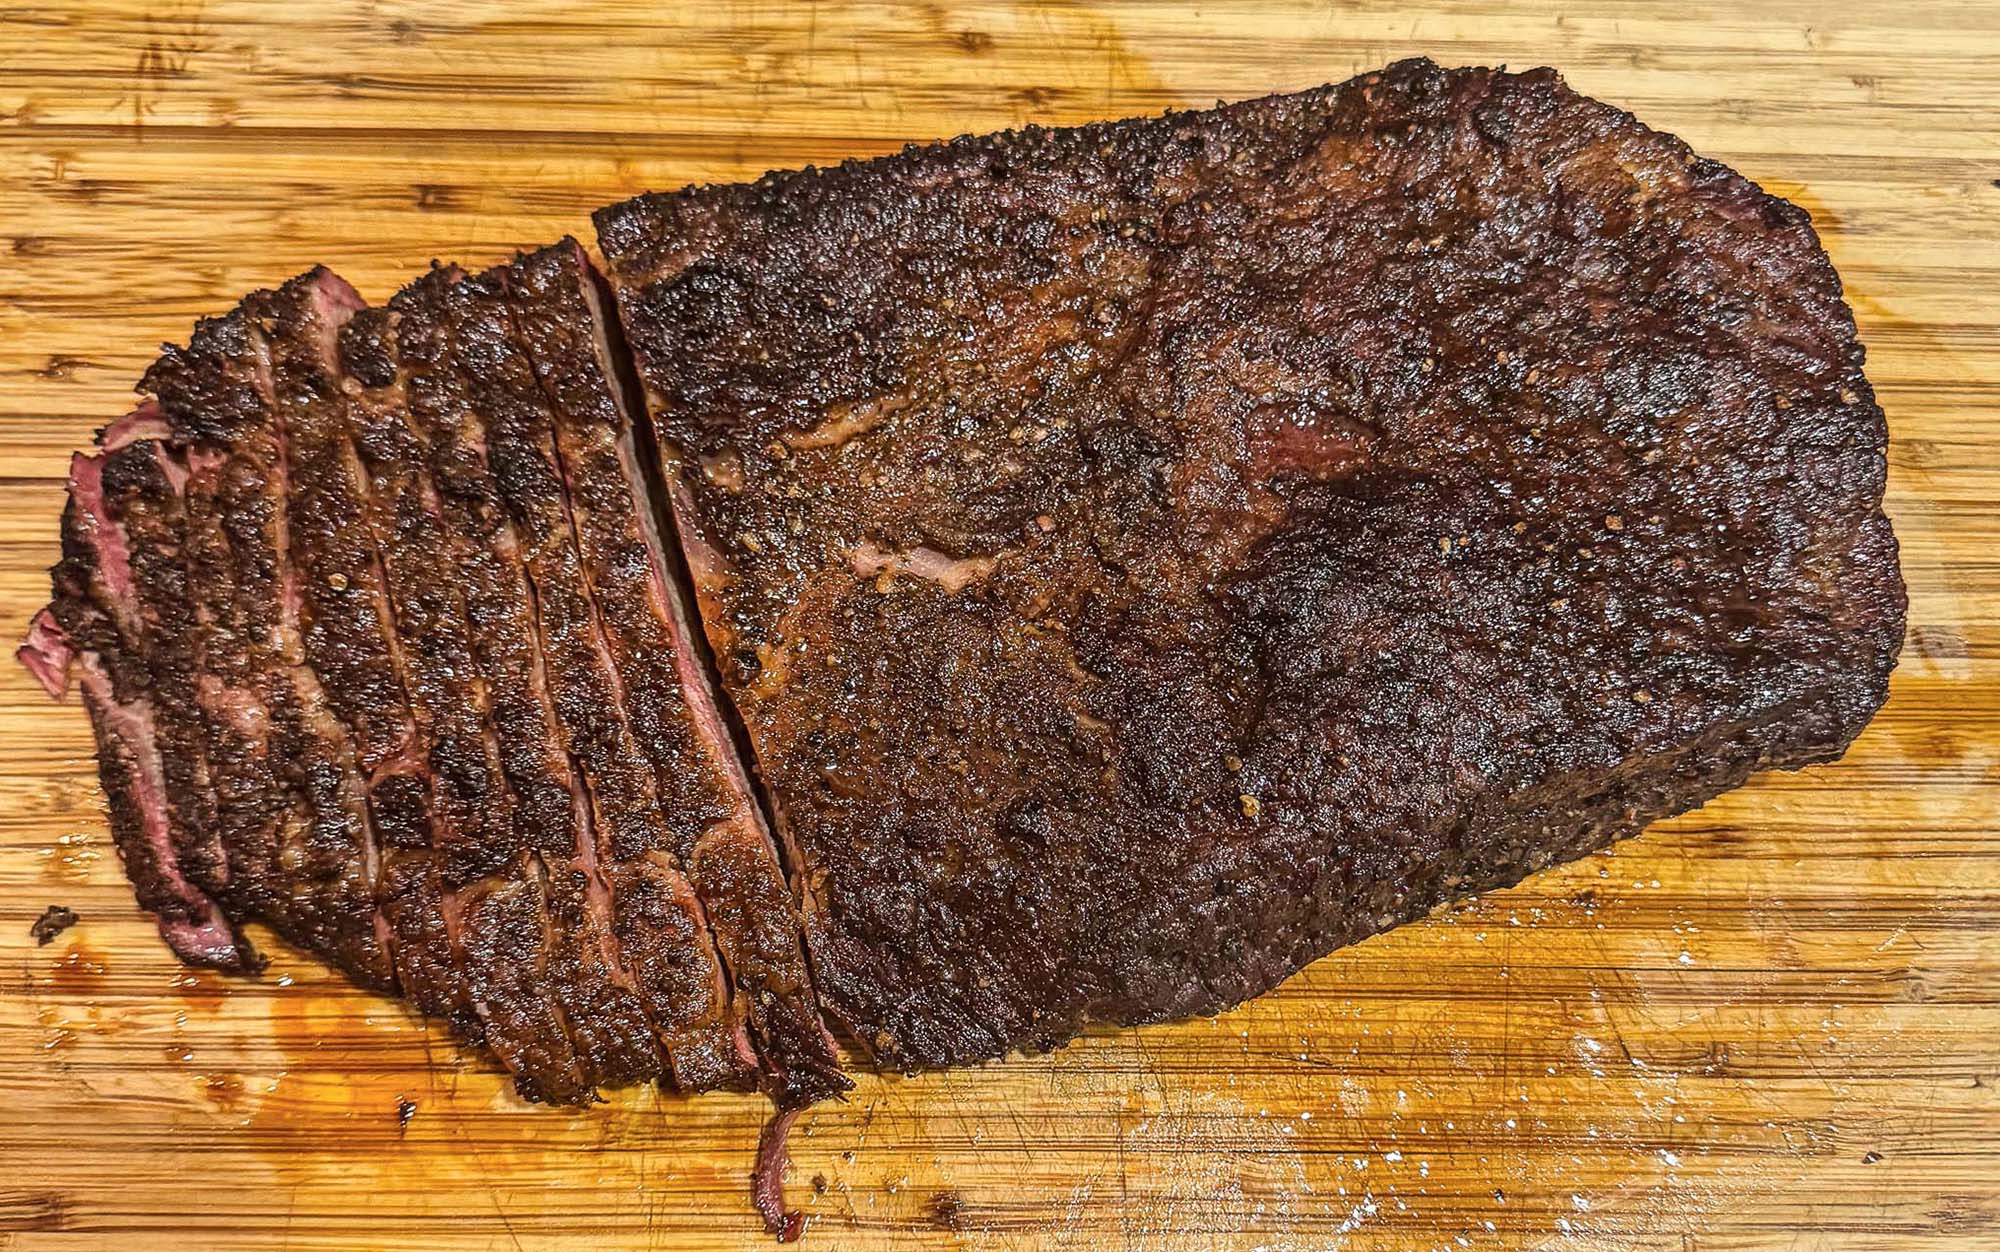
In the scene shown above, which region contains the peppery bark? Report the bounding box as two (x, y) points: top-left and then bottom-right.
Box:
(33, 433), (253, 972)
(143, 281), (394, 990)
(97, 439), (229, 907)
(334, 302), (497, 1045)
(332, 288), (614, 1100)
(595, 56), (1904, 1075)
(442, 263), (756, 1094)
(384, 269), (642, 1099)
(319, 273), (694, 1104)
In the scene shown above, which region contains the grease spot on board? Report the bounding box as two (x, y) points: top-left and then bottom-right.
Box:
(1762, 180), (1844, 238)
(412, 183), (459, 212)
(926, 1187), (969, 1231)
(36, 355), (94, 382)
(37, 1004), (79, 1055)
(1124, 1090), (1310, 1241)
(40, 830), (102, 884)
(43, 946), (108, 996)
(171, 966), (229, 1014)
(200, 1072), (248, 1111)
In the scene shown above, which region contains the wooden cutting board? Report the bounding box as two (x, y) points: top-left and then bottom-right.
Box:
(1, 3), (1994, 1248)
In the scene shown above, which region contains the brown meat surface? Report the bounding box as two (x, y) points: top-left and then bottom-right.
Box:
(596, 57), (1905, 1071)
(433, 263), (755, 1094)
(21, 66), (1904, 1218)
(143, 285), (395, 990)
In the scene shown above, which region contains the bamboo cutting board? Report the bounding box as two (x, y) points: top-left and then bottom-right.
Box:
(1, 3), (1996, 1248)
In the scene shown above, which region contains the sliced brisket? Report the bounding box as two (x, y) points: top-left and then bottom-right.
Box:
(142, 286), (396, 991)
(330, 306), (490, 1040)
(37, 440), (251, 971)
(595, 57), (1905, 1072)
(20, 56), (1908, 1239)
(316, 286), (590, 1098)
(505, 240), (844, 1109)
(359, 278), (664, 1095)
(261, 275), (414, 776)
(97, 437), (231, 905)
(437, 263), (755, 1093)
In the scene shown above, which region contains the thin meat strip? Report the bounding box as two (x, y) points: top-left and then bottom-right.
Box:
(346, 287), (664, 1094)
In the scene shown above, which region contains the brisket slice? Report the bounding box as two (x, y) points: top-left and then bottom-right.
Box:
(267, 274), (596, 1102)
(435, 263), (756, 1093)
(260, 275), (413, 775)
(28, 437), (252, 971)
(142, 284), (394, 990)
(72, 650), (248, 967)
(319, 307), (484, 1041)
(387, 268), (749, 1093)
(504, 239), (845, 1110)
(596, 57), (1906, 1072)
(96, 438), (229, 906)
(344, 294), (662, 1093)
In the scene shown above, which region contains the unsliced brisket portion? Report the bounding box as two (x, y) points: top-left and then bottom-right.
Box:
(505, 240), (844, 1110)
(596, 57), (1905, 1072)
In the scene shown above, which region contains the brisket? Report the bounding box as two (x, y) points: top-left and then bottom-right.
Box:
(21, 55), (1907, 1239)
(143, 286), (396, 991)
(374, 272), (666, 1095)
(332, 303), (494, 1040)
(35, 440), (251, 971)
(439, 263), (755, 1093)
(323, 286), (590, 1100)
(595, 57), (1905, 1072)
(97, 438), (230, 905)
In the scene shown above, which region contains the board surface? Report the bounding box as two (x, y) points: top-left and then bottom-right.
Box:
(1, 3), (1995, 1249)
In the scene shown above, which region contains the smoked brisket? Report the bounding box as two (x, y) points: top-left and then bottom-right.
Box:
(21, 55), (1903, 1235)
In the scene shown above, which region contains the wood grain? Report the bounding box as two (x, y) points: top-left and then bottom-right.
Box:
(1, 2), (1995, 1248)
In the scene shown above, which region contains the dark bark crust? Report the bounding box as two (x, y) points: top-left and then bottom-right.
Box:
(31, 255), (812, 1104)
